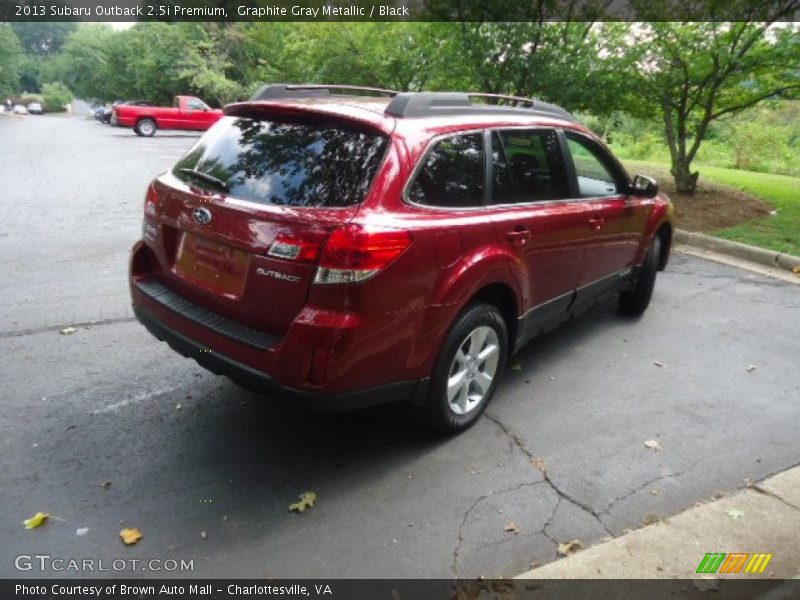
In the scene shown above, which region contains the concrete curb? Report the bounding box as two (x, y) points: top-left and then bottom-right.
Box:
(676, 229), (800, 273)
(516, 466), (800, 579)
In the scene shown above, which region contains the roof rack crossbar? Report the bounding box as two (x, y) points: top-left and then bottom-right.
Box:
(384, 91), (575, 122)
(250, 83), (399, 102)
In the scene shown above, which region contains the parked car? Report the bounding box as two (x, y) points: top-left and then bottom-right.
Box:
(93, 105), (110, 122)
(130, 84), (674, 433)
(13, 104), (28, 115)
(27, 102), (43, 115)
(114, 95), (222, 136)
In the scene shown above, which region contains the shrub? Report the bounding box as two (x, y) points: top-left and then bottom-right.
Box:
(41, 82), (74, 112)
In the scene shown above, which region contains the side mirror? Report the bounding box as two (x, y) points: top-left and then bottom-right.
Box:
(631, 174), (658, 198)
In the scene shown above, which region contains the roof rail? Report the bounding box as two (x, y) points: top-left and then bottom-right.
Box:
(247, 85), (575, 122)
(250, 84), (399, 102)
(384, 92), (575, 122)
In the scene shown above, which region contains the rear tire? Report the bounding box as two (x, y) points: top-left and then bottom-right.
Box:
(135, 118), (156, 137)
(423, 303), (508, 434)
(619, 235), (661, 316)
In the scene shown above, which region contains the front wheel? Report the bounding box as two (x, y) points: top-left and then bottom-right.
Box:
(135, 118), (156, 137)
(423, 303), (508, 434)
(619, 235), (661, 316)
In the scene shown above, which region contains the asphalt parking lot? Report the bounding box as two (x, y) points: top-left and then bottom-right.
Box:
(1, 114), (798, 579)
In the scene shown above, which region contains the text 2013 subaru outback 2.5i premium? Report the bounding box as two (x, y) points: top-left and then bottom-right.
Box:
(130, 84), (674, 433)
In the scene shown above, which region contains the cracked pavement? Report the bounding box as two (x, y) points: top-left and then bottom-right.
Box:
(2, 114), (799, 578)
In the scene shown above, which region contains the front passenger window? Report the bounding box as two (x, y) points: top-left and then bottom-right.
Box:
(566, 137), (619, 197)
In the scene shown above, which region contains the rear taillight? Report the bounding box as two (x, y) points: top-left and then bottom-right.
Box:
(144, 183), (159, 218)
(314, 225), (412, 285)
(267, 231), (325, 263)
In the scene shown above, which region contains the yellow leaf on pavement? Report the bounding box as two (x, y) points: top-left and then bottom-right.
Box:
(557, 539), (582, 557)
(289, 491), (317, 513)
(504, 521), (519, 534)
(23, 512), (49, 529)
(120, 527), (143, 545)
(644, 439), (663, 451)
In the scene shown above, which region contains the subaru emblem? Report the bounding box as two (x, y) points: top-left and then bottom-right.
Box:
(192, 207), (212, 225)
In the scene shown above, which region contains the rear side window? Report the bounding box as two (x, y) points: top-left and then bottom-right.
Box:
(173, 116), (388, 207)
(408, 133), (484, 208)
(491, 130), (568, 203)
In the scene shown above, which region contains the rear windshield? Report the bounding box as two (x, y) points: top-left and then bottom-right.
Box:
(173, 116), (388, 207)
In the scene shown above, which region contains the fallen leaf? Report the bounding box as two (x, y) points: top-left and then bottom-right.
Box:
(650, 488), (660, 496)
(509, 363), (522, 372)
(288, 491), (317, 513)
(120, 527), (142, 545)
(746, 364), (757, 372)
(644, 439), (663, 451)
(531, 457), (547, 473)
(643, 513), (661, 525)
(653, 360), (665, 367)
(60, 327), (78, 335)
(726, 509), (744, 520)
(23, 512), (49, 529)
(557, 539), (582, 556)
(504, 521), (519, 534)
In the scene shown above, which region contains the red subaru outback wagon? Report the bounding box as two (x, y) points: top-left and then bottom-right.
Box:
(130, 84), (673, 433)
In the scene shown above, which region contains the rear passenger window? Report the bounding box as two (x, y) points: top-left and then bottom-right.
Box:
(491, 130), (568, 203)
(408, 133), (484, 208)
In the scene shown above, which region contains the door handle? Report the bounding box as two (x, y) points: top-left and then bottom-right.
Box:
(506, 228), (531, 245)
(588, 215), (605, 230)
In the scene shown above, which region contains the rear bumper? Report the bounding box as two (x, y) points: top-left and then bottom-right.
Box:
(133, 303), (428, 413)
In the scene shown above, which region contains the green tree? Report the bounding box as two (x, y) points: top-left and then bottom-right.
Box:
(243, 23), (444, 93)
(0, 25), (23, 98)
(10, 22), (78, 93)
(10, 22), (77, 55)
(53, 24), (117, 101)
(620, 15), (800, 193)
(176, 23), (249, 105)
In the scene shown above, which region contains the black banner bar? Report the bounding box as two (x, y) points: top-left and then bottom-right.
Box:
(3, 579), (800, 600)
(2, 0), (800, 22)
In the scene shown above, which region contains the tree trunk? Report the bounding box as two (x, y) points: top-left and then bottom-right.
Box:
(671, 160), (699, 195)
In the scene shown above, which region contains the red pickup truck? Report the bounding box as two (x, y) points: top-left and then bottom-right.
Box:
(114, 95), (223, 137)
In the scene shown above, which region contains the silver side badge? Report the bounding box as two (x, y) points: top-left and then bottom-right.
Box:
(256, 268), (301, 283)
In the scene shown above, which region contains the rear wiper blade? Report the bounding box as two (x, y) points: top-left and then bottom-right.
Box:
(177, 168), (229, 192)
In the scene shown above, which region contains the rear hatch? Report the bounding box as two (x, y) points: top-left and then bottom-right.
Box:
(147, 112), (389, 336)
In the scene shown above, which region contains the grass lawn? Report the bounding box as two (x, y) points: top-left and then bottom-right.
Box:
(625, 160), (800, 256)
